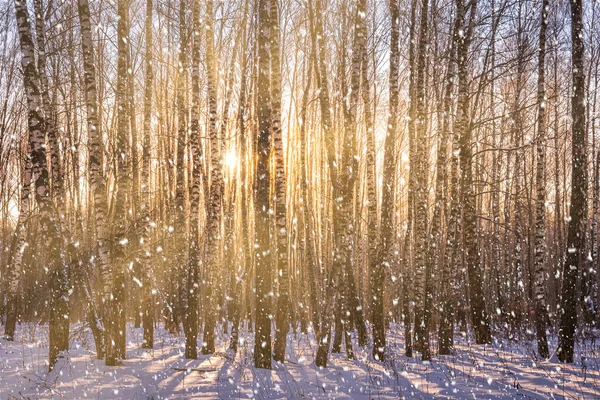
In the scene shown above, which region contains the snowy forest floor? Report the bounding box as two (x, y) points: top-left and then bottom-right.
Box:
(1, 322), (599, 399)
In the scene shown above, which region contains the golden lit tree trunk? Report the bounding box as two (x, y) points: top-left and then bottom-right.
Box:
(105, 0), (132, 365)
(272, 0), (290, 363)
(371, 0), (400, 362)
(77, 0), (108, 359)
(201, 0), (225, 356)
(413, 0), (431, 360)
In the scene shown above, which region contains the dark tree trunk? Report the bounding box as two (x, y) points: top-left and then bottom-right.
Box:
(254, 0), (273, 370)
(437, 0), (459, 355)
(413, 0), (431, 361)
(558, 0), (587, 364)
(456, 0), (492, 345)
(105, 0), (132, 365)
(533, 0), (550, 359)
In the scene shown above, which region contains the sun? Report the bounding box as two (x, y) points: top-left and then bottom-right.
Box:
(224, 150), (237, 170)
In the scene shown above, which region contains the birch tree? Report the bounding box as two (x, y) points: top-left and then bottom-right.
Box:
(78, 0), (108, 359)
(13, 0), (68, 370)
(141, 0), (154, 350)
(533, 0), (550, 359)
(456, 0), (492, 345)
(558, 0), (587, 364)
(272, 0), (290, 363)
(185, 0), (202, 359)
(254, 0), (273, 370)
(201, 0), (225, 355)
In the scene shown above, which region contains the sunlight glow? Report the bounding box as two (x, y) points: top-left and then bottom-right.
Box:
(225, 150), (237, 170)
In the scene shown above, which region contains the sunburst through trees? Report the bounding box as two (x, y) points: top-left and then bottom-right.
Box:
(1, 0), (599, 393)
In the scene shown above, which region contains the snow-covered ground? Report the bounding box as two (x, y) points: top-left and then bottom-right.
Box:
(1, 322), (598, 399)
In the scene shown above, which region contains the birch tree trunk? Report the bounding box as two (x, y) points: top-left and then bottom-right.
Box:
(553, 41), (563, 318)
(254, 0), (273, 370)
(310, 0), (342, 368)
(3, 146), (32, 340)
(272, 0), (290, 363)
(13, 0), (67, 370)
(489, 6), (504, 321)
(230, 3), (251, 351)
(106, 0), (132, 365)
(185, 0), (202, 359)
(126, 15), (141, 329)
(78, 0), (108, 359)
(201, 0), (225, 355)
(589, 56), (600, 330)
(511, 8), (527, 328)
(172, 0), (188, 332)
(298, 50), (319, 333)
(437, 2), (459, 355)
(533, 0), (550, 359)
(371, 0), (400, 362)
(141, 0), (154, 350)
(558, 0), (587, 363)
(583, 11), (599, 326)
(32, 0), (71, 366)
(33, 0), (61, 205)
(363, 11), (377, 329)
(456, 0), (492, 345)
(403, 0), (418, 358)
(413, 0), (431, 360)
(343, 0), (368, 348)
